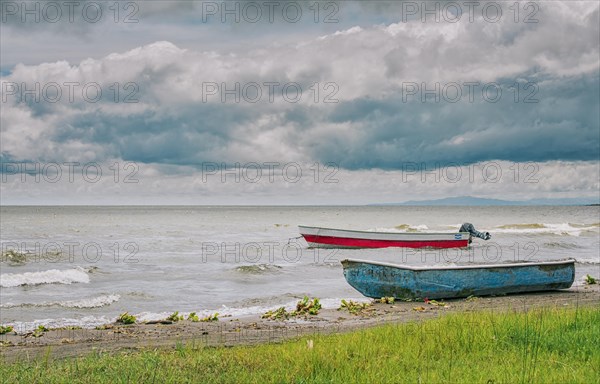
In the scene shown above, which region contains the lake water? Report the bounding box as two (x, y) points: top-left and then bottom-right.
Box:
(1, 205), (598, 332)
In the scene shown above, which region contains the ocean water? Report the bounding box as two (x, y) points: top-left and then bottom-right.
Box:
(1, 205), (598, 332)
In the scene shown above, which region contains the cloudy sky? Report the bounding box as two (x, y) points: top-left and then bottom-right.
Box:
(1, 0), (598, 204)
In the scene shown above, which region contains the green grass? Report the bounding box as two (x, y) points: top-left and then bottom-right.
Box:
(2, 306), (599, 383)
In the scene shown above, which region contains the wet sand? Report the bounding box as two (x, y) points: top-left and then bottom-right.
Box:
(1, 284), (598, 363)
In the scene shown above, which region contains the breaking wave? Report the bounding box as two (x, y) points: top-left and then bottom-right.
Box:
(498, 223), (546, 230)
(543, 242), (583, 249)
(574, 257), (600, 265)
(234, 264), (283, 274)
(0, 267), (90, 288)
(5, 315), (114, 334)
(1, 297), (371, 334)
(372, 224), (430, 233)
(0, 294), (120, 309)
(493, 223), (599, 236)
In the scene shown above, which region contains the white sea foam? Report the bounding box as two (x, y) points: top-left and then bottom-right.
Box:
(493, 223), (599, 236)
(1, 297), (371, 334)
(6, 315), (113, 334)
(374, 223), (599, 236)
(0, 294), (120, 309)
(574, 257), (600, 265)
(0, 267), (90, 288)
(371, 224), (430, 233)
(135, 297), (372, 322)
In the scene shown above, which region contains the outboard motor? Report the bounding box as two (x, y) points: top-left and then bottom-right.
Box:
(459, 223), (491, 243)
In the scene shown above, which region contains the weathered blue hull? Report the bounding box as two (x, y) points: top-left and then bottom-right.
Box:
(341, 259), (575, 300)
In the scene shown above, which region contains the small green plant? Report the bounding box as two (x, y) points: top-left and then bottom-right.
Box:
(585, 275), (597, 285)
(187, 312), (199, 322)
(339, 299), (372, 315)
(31, 325), (49, 338)
(167, 312), (184, 322)
(0, 325), (14, 335)
(117, 312), (136, 325)
(424, 298), (446, 307)
(378, 297), (395, 304)
(466, 295), (479, 302)
(262, 307), (290, 320)
(293, 296), (321, 316)
(200, 313), (219, 322)
(2, 249), (28, 264)
(262, 297), (322, 320)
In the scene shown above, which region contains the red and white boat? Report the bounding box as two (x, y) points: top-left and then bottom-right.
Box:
(299, 225), (470, 249)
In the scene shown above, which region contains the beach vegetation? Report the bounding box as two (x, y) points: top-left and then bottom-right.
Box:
(424, 298), (447, 307)
(378, 297), (395, 304)
(30, 325), (49, 338)
(116, 312), (136, 325)
(2, 249), (28, 265)
(585, 274), (597, 285)
(261, 307), (290, 320)
(200, 313), (219, 322)
(293, 296), (321, 316)
(167, 312), (184, 322)
(338, 299), (372, 315)
(262, 297), (322, 320)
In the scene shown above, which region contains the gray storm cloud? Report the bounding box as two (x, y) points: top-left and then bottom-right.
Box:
(0, 1), (598, 203)
(2, 1), (598, 166)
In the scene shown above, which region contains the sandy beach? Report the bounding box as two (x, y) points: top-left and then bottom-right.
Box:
(2, 284), (598, 364)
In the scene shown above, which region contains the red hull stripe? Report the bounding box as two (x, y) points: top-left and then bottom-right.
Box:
(302, 234), (468, 249)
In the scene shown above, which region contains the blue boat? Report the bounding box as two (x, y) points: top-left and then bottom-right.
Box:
(341, 259), (575, 300)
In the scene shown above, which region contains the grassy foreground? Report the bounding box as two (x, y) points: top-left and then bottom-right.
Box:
(2, 306), (599, 383)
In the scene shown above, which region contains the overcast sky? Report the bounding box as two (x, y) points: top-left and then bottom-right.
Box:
(0, 1), (598, 204)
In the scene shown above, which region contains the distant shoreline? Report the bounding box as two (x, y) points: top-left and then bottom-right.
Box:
(1, 204), (599, 207)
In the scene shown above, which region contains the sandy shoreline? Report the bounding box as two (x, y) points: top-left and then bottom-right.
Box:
(2, 285), (598, 363)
